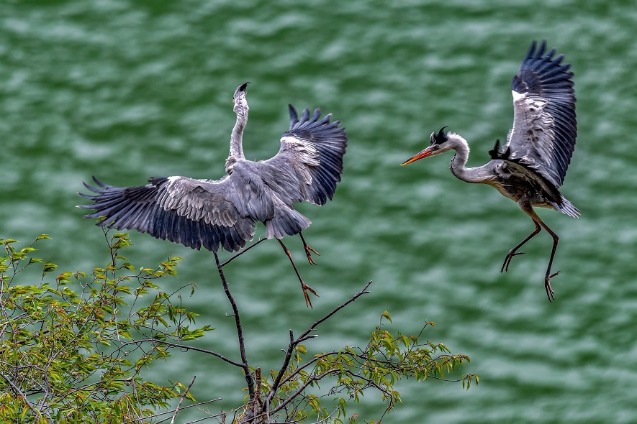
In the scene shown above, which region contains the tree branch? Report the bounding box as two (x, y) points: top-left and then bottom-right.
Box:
(213, 251), (255, 401)
(170, 375), (196, 424)
(264, 281), (373, 413)
(157, 340), (245, 368)
(0, 371), (45, 420)
(268, 370), (335, 416)
(219, 238), (267, 268)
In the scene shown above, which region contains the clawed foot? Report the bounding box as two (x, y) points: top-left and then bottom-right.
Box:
(301, 282), (319, 308)
(304, 244), (320, 265)
(501, 251), (525, 272)
(278, 237), (320, 308)
(544, 271), (559, 302)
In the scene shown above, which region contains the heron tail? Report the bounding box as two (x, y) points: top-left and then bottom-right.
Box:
(265, 207), (311, 239)
(552, 196), (580, 218)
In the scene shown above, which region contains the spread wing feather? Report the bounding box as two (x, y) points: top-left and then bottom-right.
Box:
(80, 105), (347, 252)
(256, 105), (348, 206)
(503, 40), (577, 188)
(79, 176), (257, 252)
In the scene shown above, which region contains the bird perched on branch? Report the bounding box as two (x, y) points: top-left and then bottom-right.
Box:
(80, 82), (348, 307)
(401, 41), (578, 301)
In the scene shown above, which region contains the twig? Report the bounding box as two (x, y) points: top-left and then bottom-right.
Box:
(135, 399), (222, 423)
(276, 352), (334, 388)
(152, 339), (244, 368)
(220, 238), (267, 268)
(214, 252), (255, 401)
(170, 375), (196, 424)
(268, 370), (334, 416)
(299, 281), (372, 340)
(103, 228), (117, 270)
(0, 371), (44, 420)
(263, 281), (373, 413)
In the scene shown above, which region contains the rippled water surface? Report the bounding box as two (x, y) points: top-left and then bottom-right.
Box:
(2, 1), (637, 422)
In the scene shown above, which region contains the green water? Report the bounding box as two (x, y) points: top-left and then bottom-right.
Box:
(2, 1), (637, 422)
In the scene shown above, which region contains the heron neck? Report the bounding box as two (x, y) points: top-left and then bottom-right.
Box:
(227, 100), (248, 173)
(229, 115), (246, 160)
(448, 136), (486, 183)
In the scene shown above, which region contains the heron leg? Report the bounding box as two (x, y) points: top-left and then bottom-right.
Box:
(277, 239), (318, 308)
(503, 204), (560, 302)
(501, 220), (542, 273)
(299, 232), (320, 265)
(535, 218), (560, 302)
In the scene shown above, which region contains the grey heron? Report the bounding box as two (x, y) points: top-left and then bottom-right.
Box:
(401, 41), (578, 301)
(80, 82), (348, 307)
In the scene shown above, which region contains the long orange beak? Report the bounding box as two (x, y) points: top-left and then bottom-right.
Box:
(401, 146), (435, 166)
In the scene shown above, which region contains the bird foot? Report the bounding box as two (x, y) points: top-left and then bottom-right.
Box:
(304, 244), (320, 265)
(301, 283), (319, 308)
(544, 271), (559, 302)
(501, 251), (525, 273)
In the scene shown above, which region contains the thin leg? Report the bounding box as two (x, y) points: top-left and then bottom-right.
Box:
(505, 204), (560, 302)
(536, 218), (560, 302)
(299, 232), (320, 265)
(501, 220), (542, 273)
(277, 239), (318, 308)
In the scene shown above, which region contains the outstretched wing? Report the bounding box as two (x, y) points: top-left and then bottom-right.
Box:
(79, 176), (258, 252)
(504, 40), (576, 188)
(256, 105), (348, 206)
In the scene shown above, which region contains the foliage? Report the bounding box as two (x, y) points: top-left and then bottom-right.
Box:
(0, 233), (477, 423)
(256, 314), (478, 423)
(0, 233), (211, 423)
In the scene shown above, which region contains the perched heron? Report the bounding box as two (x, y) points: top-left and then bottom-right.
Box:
(80, 82), (348, 307)
(401, 41), (578, 301)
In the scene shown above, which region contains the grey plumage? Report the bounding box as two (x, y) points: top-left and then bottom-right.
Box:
(505, 40), (577, 188)
(402, 41), (578, 301)
(80, 84), (347, 256)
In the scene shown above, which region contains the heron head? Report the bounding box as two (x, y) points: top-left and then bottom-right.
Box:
(233, 82), (249, 100)
(401, 127), (451, 165)
(233, 82), (250, 114)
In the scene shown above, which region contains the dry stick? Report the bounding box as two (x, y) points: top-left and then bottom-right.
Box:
(153, 340), (244, 368)
(213, 251), (255, 401)
(263, 280), (373, 415)
(170, 375), (197, 424)
(220, 238), (267, 268)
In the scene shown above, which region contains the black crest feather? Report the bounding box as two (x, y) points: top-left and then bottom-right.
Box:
(430, 126), (448, 145)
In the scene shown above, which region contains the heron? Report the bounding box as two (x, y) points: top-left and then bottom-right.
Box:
(80, 82), (348, 307)
(401, 41), (578, 301)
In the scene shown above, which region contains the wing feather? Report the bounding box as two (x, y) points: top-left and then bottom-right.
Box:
(79, 176), (256, 252)
(503, 40), (577, 188)
(80, 103), (348, 251)
(256, 104), (348, 206)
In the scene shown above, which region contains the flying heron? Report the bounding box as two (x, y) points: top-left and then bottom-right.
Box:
(401, 41), (578, 301)
(80, 82), (348, 307)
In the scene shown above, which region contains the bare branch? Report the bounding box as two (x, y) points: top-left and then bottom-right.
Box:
(152, 339), (244, 368)
(220, 238), (267, 268)
(213, 251), (255, 401)
(264, 281), (372, 414)
(301, 281), (372, 338)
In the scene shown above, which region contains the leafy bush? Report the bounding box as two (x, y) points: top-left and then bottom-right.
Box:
(0, 233), (207, 423)
(0, 233), (477, 423)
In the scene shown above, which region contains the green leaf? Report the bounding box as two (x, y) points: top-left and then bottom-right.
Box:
(43, 261), (58, 274)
